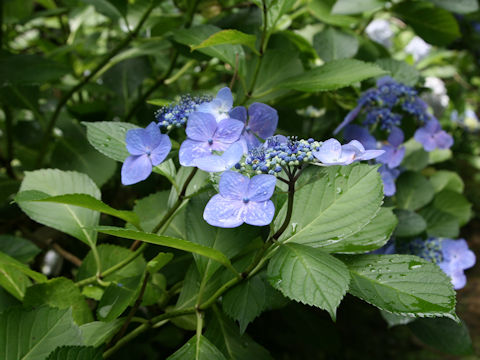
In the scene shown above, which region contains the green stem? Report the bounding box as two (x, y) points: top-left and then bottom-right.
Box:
(196, 310), (204, 356)
(35, 1), (156, 167)
(3, 105), (16, 179)
(91, 245), (102, 278)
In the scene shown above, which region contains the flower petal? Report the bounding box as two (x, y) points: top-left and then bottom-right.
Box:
(195, 142), (243, 172)
(186, 112), (217, 141)
(245, 201), (275, 226)
(229, 106), (247, 123)
(334, 104), (363, 134)
(247, 103), (278, 139)
(219, 171), (249, 199)
(388, 126), (404, 147)
(214, 118), (244, 144)
(243, 132), (262, 151)
(203, 195), (245, 228)
(179, 139), (211, 166)
(216, 87), (233, 109)
(343, 125), (377, 150)
(121, 154), (152, 185)
(150, 134), (172, 166)
(125, 128), (149, 155)
(414, 127), (436, 152)
(434, 131), (453, 149)
(247, 174), (276, 202)
(313, 138), (342, 164)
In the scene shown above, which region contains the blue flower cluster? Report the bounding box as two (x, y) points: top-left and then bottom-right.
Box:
(155, 95), (211, 130)
(380, 237), (476, 290)
(337, 77), (454, 196)
(120, 87), (384, 228)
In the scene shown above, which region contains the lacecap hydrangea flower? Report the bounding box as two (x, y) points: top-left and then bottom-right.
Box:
(196, 87), (233, 123)
(203, 171), (276, 227)
(121, 122), (171, 185)
(155, 95), (212, 130)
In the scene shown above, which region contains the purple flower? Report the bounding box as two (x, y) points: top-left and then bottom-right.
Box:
(377, 127), (405, 168)
(230, 103), (278, 151)
(378, 164), (400, 196)
(414, 119), (453, 152)
(179, 112), (244, 167)
(438, 239), (476, 290)
(343, 124), (377, 150)
(121, 122), (171, 185)
(196, 87), (233, 123)
(195, 142), (244, 173)
(313, 139), (384, 166)
(203, 171), (276, 228)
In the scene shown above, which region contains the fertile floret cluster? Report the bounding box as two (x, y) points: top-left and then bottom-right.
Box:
(399, 237), (443, 263)
(155, 95), (212, 130)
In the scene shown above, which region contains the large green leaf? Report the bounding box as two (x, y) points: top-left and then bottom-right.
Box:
(267, 243), (350, 319)
(345, 254), (456, 318)
(280, 59), (387, 92)
(428, 0), (478, 14)
(331, 0), (385, 14)
(376, 58), (419, 86)
(96, 226), (235, 272)
(191, 29), (258, 54)
(0, 235), (40, 263)
(393, 2), (461, 46)
(16, 191), (140, 229)
(168, 335), (227, 360)
(0, 54), (69, 85)
(83, 121), (139, 162)
(17, 169), (100, 248)
(0, 306), (83, 360)
(79, 319), (124, 347)
(408, 318), (474, 355)
(432, 190), (471, 226)
(429, 170), (464, 193)
(313, 27), (358, 62)
(205, 309), (272, 360)
(23, 278), (93, 325)
(419, 206), (459, 238)
(395, 172), (434, 211)
(0, 260), (31, 300)
(0, 251), (46, 283)
(222, 274), (266, 333)
(46, 346), (103, 360)
(308, 0), (357, 27)
(263, 0), (296, 33)
(319, 207), (397, 254)
(276, 164), (383, 246)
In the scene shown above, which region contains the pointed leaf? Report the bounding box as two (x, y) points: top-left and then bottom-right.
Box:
(191, 30), (258, 54)
(168, 335), (227, 360)
(46, 346), (103, 360)
(79, 319), (124, 347)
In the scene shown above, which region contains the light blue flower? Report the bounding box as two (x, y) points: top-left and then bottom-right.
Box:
(377, 127), (405, 168)
(203, 171), (276, 228)
(438, 239), (476, 290)
(179, 112), (244, 167)
(196, 87), (233, 123)
(121, 122), (171, 185)
(414, 119), (453, 152)
(313, 139), (384, 166)
(378, 165), (400, 196)
(195, 142), (244, 173)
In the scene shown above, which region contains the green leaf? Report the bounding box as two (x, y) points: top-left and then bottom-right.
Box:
(146, 98), (171, 106)
(96, 226), (235, 273)
(380, 310), (414, 327)
(395, 172), (434, 211)
(428, 0), (478, 14)
(205, 309), (273, 360)
(276, 164), (384, 246)
(17, 169), (100, 248)
(186, 195), (259, 283)
(23, 278), (93, 325)
(394, 209), (427, 238)
(408, 318), (474, 355)
(419, 206), (459, 238)
(0, 306), (83, 360)
(81, 0), (124, 20)
(267, 243), (350, 320)
(46, 346), (102, 360)
(0, 235), (40, 263)
(392, 2), (461, 46)
(332, 0), (385, 14)
(0, 260), (31, 300)
(152, 159), (178, 190)
(147, 252), (174, 274)
(308, 0), (358, 27)
(313, 27), (358, 62)
(76, 244), (146, 284)
(82, 121), (139, 162)
(97, 274), (143, 321)
(280, 59), (387, 92)
(319, 207), (397, 254)
(432, 190), (471, 226)
(0, 54), (69, 85)
(376, 58), (419, 86)
(264, 0), (296, 33)
(79, 319), (124, 347)
(344, 254), (456, 318)
(402, 139), (429, 171)
(174, 25), (245, 75)
(168, 335), (227, 360)
(191, 29), (258, 54)
(429, 170), (464, 193)
(222, 275), (266, 333)
(0, 287), (19, 313)
(16, 191), (140, 229)
(0, 251), (46, 283)
(52, 119), (116, 187)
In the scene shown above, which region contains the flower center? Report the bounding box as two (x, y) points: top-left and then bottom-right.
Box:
(208, 139), (213, 145)
(242, 197), (250, 204)
(245, 126), (251, 132)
